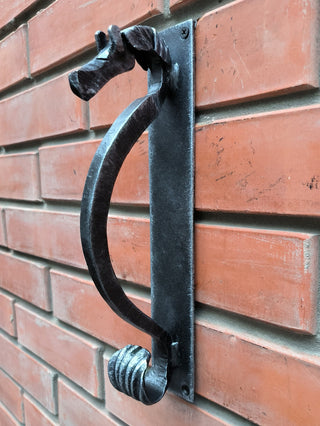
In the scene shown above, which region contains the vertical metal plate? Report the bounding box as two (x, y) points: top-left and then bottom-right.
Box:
(149, 20), (194, 402)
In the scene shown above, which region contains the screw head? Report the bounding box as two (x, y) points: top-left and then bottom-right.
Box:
(180, 27), (189, 39)
(181, 384), (190, 396)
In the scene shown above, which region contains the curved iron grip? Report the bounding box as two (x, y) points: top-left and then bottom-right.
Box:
(69, 25), (176, 405)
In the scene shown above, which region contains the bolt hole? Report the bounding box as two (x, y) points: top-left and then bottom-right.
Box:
(181, 385), (190, 396)
(180, 27), (189, 39)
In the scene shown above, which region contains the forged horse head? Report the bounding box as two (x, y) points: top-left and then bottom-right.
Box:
(68, 24), (171, 102)
(68, 25), (135, 101)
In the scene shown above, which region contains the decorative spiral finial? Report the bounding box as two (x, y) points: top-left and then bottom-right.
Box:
(108, 345), (168, 405)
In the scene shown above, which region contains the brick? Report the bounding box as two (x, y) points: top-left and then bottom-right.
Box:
(0, 0), (36, 30)
(24, 394), (57, 426)
(0, 74), (86, 147)
(51, 270), (151, 350)
(28, 0), (163, 75)
(39, 133), (149, 203)
(108, 216), (151, 286)
(0, 252), (50, 311)
(16, 304), (102, 397)
(170, 0), (196, 10)
(104, 358), (230, 426)
(0, 334), (56, 413)
(92, 134), (149, 205)
(39, 140), (100, 201)
(196, 225), (319, 334)
(195, 105), (320, 216)
(107, 216), (318, 333)
(90, 65), (147, 129)
(5, 208), (85, 269)
(0, 370), (23, 422)
(196, 0), (319, 108)
(0, 25), (29, 91)
(196, 320), (320, 425)
(0, 292), (16, 336)
(0, 403), (19, 426)
(0, 208), (6, 246)
(59, 380), (117, 426)
(0, 152), (40, 201)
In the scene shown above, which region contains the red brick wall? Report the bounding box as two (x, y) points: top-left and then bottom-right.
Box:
(0, 0), (319, 425)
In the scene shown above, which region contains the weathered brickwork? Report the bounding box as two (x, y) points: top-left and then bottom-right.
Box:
(0, 1), (319, 425)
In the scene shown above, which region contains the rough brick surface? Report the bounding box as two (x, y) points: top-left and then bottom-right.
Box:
(196, 0), (319, 108)
(39, 134), (149, 204)
(5, 209), (85, 269)
(0, 153), (40, 201)
(0, 0), (36, 30)
(0, 25), (29, 91)
(196, 321), (320, 425)
(1, 0), (320, 424)
(58, 380), (117, 426)
(24, 394), (58, 426)
(107, 216), (319, 333)
(16, 304), (102, 397)
(0, 370), (23, 422)
(0, 403), (20, 426)
(107, 216), (150, 286)
(51, 270), (151, 350)
(28, 0), (163, 75)
(90, 66), (147, 129)
(196, 105), (320, 216)
(0, 74), (87, 146)
(0, 252), (50, 311)
(39, 140), (100, 201)
(0, 292), (16, 336)
(0, 334), (56, 413)
(196, 225), (319, 334)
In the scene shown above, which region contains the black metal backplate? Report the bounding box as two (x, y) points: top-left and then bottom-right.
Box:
(149, 20), (194, 402)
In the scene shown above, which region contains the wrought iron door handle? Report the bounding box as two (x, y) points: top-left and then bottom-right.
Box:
(69, 24), (174, 405)
(69, 22), (194, 405)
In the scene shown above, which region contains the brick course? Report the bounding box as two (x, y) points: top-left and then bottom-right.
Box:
(0, 0), (36, 30)
(0, 152), (40, 201)
(28, 0), (163, 75)
(0, 403), (20, 426)
(23, 394), (58, 426)
(196, 0), (319, 108)
(0, 370), (23, 422)
(0, 334), (57, 413)
(0, 252), (51, 310)
(0, 25), (29, 91)
(16, 304), (103, 397)
(0, 74), (87, 146)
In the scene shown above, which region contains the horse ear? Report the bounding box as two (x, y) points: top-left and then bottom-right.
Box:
(108, 25), (124, 53)
(94, 30), (108, 52)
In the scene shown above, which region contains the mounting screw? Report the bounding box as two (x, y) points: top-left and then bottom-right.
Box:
(180, 27), (189, 39)
(181, 384), (190, 396)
